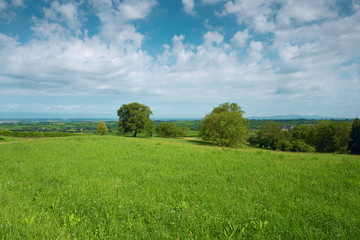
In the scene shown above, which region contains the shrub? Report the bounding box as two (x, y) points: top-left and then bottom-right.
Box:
(275, 139), (293, 151)
(156, 122), (190, 138)
(176, 126), (190, 137)
(291, 139), (315, 152)
(97, 121), (108, 135)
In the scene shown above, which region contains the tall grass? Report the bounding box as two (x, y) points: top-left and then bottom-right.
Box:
(0, 135), (359, 239)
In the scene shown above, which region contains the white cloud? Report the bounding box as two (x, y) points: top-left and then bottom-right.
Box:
(171, 34), (195, 66)
(4, 103), (19, 109)
(0, 33), (18, 48)
(118, 0), (157, 20)
(248, 41), (263, 62)
(201, 0), (224, 4)
(0, 1), (359, 117)
(56, 105), (80, 110)
(203, 31), (224, 47)
(0, 0), (7, 10)
(222, 0), (276, 25)
(88, 0), (156, 43)
(43, 1), (81, 33)
(276, 0), (337, 25)
(11, 0), (24, 7)
(253, 15), (275, 33)
(278, 43), (299, 62)
(182, 0), (196, 15)
(231, 29), (250, 48)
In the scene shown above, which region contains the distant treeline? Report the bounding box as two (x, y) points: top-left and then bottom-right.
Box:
(249, 120), (359, 154)
(248, 119), (354, 130)
(1, 119), (355, 134)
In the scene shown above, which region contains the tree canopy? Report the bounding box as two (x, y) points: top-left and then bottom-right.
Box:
(199, 103), (248, 147)
(253, 121), (283, 149)
(117, 102), (154, 137)
(349, 118), (360, 154)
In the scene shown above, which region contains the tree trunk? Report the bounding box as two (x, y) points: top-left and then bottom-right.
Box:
(133, 130), (137, 137)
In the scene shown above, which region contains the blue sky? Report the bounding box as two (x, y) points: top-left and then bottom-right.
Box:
(0, 0), (359, 118)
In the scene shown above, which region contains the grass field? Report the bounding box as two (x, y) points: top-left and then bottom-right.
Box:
(1, 135), (359, 239)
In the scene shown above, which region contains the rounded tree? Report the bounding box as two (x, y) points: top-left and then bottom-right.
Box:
(199, 103), (248, 147)
(117, 102), (154, 137)
(97, 121), (108, 135)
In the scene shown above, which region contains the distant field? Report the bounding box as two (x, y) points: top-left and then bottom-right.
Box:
(1, 135), (359, 239)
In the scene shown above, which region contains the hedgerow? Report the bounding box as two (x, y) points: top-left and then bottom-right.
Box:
(0, 130), (76, 138)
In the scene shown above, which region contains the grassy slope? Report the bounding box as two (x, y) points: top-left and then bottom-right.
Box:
(0, 135), (359, 239)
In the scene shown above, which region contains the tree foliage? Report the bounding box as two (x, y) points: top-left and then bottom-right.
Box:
(291, 124), (311, 141)
(349, 118), (360, 154)
(199, 103), (248, 147)
(254, 121), (283, 149)
(117, 102), (154, 137)
(251, 120), (351, 153)
(156, 122), (189, 138)
(97, 121), (108, 135)
(307, 121), (351, 153)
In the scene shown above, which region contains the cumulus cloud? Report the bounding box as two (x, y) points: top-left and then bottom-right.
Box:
(0, 0), (359, 117)
(276, 0), (337, 25)
(0, 0), (27, 22)
(118, 0), (157, 20)
(203, 31), (224, 47)
(43, 1), (81, 31)
(222, 0), (275, 25)
(182, 0), (196, 15)
(231, 29), (250, 48)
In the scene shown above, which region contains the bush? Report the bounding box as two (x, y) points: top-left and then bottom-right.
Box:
(176, 126), (190, 137)
(156, 122), (190, 138)
(275, 139), (293, 151)
(97, 121), (108, 135)
(291, 139), (315, 152)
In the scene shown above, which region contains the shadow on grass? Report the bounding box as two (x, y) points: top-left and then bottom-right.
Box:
(186, 139), (217, 147)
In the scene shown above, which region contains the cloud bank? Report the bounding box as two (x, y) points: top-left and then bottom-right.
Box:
(0, 0), (359, 117)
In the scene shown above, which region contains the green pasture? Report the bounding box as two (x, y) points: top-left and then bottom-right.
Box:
(0, 135), (359, 239)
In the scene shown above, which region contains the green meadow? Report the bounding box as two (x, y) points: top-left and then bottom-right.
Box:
(1, 135), (359, 239)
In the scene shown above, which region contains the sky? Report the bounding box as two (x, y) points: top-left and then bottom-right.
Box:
(0, 0), (359, 119)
